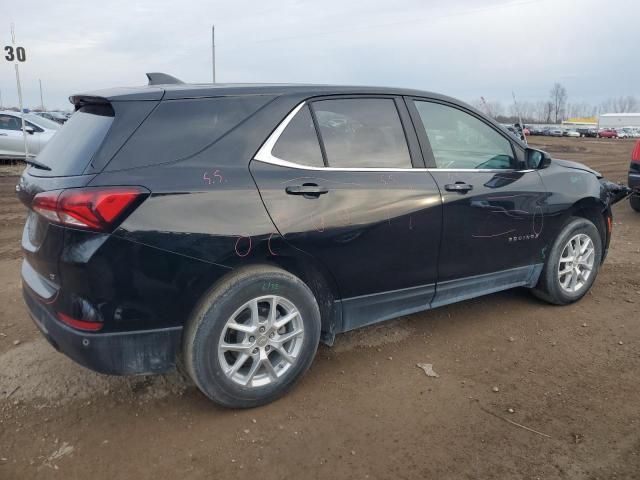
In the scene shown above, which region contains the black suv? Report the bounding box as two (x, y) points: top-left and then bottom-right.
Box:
(17, 74), (630, 407)
(577, 127), (598, 138)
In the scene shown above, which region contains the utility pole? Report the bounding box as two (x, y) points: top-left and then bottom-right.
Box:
(211, 25), (216, 83)
(39, 79), (44, 110)
(0, 88), (3, 109)
(10, 23), (29, 159)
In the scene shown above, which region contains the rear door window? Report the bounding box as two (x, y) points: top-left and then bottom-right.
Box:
(311, 98), (412, 169)
(271, 105), (324, 167)
(33, 105), (114, 176)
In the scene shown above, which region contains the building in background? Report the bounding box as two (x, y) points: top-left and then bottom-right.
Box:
(562, 116), (597, 128)
(598, 113), (640, 128)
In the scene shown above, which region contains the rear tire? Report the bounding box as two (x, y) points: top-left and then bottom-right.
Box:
(183, 265), (321, 408)
(630, 194), (640, 212)
(531, 217), (602, 305)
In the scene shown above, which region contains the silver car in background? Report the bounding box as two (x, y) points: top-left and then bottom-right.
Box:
(0, 111), (60, 159)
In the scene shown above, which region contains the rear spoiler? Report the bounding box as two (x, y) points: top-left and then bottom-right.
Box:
(146, 72), (184, 85)
(69, 73), (183, 107)
(69, 95), (111, 108)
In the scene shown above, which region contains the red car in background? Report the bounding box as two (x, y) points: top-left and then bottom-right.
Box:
(598, 129), (618, 138)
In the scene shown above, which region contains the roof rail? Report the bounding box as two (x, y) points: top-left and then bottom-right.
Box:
(145, 72), (185, 86)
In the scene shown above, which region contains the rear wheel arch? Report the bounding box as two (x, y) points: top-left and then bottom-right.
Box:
(258, 255), (341, 343)
(187, 256), (341, 346)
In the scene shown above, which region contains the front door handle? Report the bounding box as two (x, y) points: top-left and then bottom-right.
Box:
(285, 184), (329, 198)
(444, 182), (473, 193)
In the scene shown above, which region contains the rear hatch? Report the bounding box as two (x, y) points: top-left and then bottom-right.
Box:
(16, 96), (159, 293)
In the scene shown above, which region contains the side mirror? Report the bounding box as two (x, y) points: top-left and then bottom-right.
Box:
(526, 148), (551, 169)
(24, 126), (35, 135)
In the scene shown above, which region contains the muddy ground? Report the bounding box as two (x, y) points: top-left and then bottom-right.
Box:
(0, 137), (638, 479)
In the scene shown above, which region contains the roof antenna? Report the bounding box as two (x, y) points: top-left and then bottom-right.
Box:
(146, 73), (184, 86)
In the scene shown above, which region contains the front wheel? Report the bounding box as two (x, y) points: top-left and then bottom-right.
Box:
(183, 266), (321, 408)
(531, 217), (602, 305)
(630, 194), (640, 212)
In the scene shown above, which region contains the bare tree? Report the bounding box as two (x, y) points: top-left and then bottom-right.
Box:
(600, 96), (639, 113)
(470, 92), (636, 124)
(549, 83), (568, 123)
(543, 101), (554, 123)
(469, 98), (504, 120)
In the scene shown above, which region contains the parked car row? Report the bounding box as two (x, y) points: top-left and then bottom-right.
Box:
(599, 127), (640, 139)
(526, 125), (640, 139)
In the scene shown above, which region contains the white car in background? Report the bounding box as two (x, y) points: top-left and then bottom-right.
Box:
(0, 111), (60, 159)
(619, 127), (640, 138)
(616, 129), (629, 139)
(565, 130), (581, 137)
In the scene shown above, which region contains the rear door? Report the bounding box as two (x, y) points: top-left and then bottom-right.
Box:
(250, 96), (442, 332)
(407, 98), (548, 307)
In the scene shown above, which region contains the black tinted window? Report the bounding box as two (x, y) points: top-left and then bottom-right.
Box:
(108, 96), (272, 170)
(34, 105), (114, 176)
(414, 101), (515, 170)
(312, 98), (411, 169)
(272, 105), (323, 167)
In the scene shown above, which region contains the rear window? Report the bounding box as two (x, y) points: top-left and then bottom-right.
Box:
(33, 105), (114, 176)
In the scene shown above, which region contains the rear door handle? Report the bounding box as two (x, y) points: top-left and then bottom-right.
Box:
(285, 184), (329, 198)
(444, 182), (473, 193)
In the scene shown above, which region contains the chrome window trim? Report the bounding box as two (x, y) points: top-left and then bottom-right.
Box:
(253, 101), (533, 174)
(254, 101), (309, 165)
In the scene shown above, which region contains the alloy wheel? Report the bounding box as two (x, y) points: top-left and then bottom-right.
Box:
(218, 295), (305, 388)
(557, 233), (595, 293)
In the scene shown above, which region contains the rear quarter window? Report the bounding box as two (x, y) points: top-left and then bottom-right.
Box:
(30, 105), (114, 176)
(106, 96), (274, 171)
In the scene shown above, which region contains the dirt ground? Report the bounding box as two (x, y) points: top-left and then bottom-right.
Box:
(1, 137), (638, 479)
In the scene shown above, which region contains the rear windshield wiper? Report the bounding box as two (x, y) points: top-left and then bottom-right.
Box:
(24, 158), (52, 171)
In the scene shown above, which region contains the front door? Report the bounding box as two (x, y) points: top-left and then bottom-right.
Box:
(407, 98), (548, 307)
(250, 97), (442, 332)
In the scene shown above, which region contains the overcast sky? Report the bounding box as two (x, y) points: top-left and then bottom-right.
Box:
(1, 0), (638, 110)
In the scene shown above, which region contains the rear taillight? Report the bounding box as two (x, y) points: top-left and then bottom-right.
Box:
(32, 186), (148, 231)
(632, 140), (640, 164)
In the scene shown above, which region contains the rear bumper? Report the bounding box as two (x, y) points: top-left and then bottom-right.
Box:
(23, 285), (182, 375)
